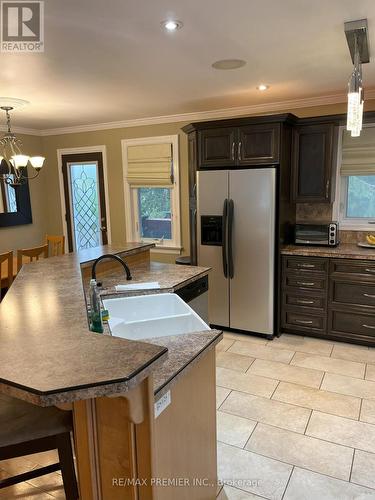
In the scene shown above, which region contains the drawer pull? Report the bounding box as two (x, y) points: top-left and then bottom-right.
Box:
(297, 263), (315, 268)
(365, 269), (375, 274)
(363, 293), (375, 299)
(297, 299), (315, 305)
(297, 282), (315, 286)
(363, 324), (375, 330)
(295, 319), (313, 325)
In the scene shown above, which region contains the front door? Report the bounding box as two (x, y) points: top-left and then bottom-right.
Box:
(61, 152), (108, 252)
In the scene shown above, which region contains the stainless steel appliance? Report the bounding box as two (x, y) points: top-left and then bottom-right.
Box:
(197, 169), (276, 337)
(176, 276), (209, 324)
(294, 222), (339, 247)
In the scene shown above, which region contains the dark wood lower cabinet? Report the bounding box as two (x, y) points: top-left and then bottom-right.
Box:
(280, 255), (375, 346)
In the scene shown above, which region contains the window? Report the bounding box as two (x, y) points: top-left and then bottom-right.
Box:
(122, 135), (181, 252)
(334, 126), (375, 230)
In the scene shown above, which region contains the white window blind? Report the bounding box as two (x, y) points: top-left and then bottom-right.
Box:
(341, 128), (375, 176)
(126, 143), (173, 186)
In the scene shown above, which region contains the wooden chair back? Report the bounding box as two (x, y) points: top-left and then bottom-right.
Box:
(0, 251), (13, 299)
(17, 244), (48, 272)
(45, 235), (65, 257)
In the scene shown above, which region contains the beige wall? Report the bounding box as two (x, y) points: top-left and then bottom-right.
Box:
(3, 98), (375, 261)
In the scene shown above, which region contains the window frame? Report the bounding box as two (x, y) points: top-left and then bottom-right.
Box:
(122, 135), (182, 254)
(333, 124), (375, 231)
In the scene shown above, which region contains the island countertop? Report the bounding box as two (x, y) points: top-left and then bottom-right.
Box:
(281, 243), (375, 260)
(0, 243), (169, 406)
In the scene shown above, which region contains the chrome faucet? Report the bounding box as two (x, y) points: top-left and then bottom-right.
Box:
(91, 254), (132, 282)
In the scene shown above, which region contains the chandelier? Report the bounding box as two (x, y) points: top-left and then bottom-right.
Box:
(0, 105), (45, 187)
(345, 19), (370, 138)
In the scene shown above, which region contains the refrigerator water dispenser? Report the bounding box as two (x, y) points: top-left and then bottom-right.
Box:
(201, 216), (223, 246)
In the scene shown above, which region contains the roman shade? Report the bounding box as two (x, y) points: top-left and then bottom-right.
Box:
(126, 143), (173, 186)
(341, 127), (375, 176)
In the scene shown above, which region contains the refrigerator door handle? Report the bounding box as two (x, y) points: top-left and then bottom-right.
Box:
(228, 199), (234, 278)
(222, 199), (228, 278)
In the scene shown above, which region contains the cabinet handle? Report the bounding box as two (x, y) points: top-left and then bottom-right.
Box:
(297, 281), (315, 286)
(297, 299), (315, 305)
(364, 293), (375, 299)
(295, 319), (313, 325)
(231, 142), (235, 161)
(362, 324), (375, 330)
(325, 180), (330, 198)
(297, 263), (315, 268)
(238, 141), (242, 161)
(365, 268), (375, 274)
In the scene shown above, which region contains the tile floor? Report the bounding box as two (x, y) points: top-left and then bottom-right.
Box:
(2, 332), (375, 499)
(216, 332), (375, 500)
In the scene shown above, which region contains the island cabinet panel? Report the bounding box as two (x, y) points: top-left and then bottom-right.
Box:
(291, 123), (336, 203)
(280, 255), (375, 346)
(198, 127), (237, 168)
(238, 123), (280, 165)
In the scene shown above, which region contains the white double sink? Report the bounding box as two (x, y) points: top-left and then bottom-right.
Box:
(102, 293), (210, 341)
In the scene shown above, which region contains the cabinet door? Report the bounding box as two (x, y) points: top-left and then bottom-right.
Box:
(238, 123), (280, 165)
(292, 123), (335, 203)
(198, 128), (237, 168)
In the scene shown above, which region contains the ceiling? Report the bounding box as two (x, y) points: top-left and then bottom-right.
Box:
(2, 0), (375, 130)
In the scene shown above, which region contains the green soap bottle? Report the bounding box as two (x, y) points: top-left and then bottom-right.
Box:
(89, 279), (104, 334)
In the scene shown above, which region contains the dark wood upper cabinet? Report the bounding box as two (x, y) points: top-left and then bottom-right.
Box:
(292, 123), (336, 203)
(238, 123), (280, 165)
(198, 127), (237, 168)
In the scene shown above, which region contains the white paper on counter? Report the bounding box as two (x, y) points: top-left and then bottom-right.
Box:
(115, 282), (160, 291)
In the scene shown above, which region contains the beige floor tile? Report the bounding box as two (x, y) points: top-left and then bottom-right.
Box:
(24, 450), (59, 467)
(216, 367), (278, 398)
(361, 400), (375, 425)
(246, 423), (353, 481)
(366, 364), (375, 382)
(321, 373), (375, 399)
(217, 411), (257, 448)
(283, 467), (375, 500)
(27, 471), (64, 492)
(217, 386), (231, 409)
(271, 334), (334, 356)
(331, 343), (375, 364)
(352, 450), (375, 490)
(0, 477), (54, 499)
(306, 411), (375, 453)
(217, 351), (255, 372)
(223, 332), (268, 346)
(248, 359), (324, 389)
(217, 442), (292, 500)
(217, 338), (235, 353)
(217, 484), (265, 499)
(221, 390), (311, 433)
(272, 381), (361, 419)
(228, 341), (295, 364)
(291, 352), (365, 378)
(0, 456), (37, 476)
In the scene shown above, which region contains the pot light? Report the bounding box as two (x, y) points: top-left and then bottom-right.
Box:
(162, 20), (183, 31)
(257, 84), (269, 91)
(212, 59), (246, 70)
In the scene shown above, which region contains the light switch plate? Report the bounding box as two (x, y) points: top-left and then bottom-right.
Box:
(154, 390), (171, 418)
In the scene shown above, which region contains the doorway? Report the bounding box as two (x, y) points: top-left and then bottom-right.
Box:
(61, 152), (108, 252)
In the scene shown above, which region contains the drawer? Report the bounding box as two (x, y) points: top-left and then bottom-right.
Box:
(283, 255), (328, 274)
(284, 274), (327, 291)
(330, 280), (375, 308)
(282, 309), (326, 333)
(329, 309), (375, 338)
(284, 292), (326, 311)
(330, 259), (375, 279)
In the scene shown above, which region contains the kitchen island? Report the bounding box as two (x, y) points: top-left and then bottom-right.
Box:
(0, 243), (222, 500)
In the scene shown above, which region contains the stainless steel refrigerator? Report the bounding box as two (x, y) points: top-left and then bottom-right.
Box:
(197, 168), (276, 337)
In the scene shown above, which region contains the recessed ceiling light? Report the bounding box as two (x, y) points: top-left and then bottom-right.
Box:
(161, 20), (183, 31)
(257, 84), (269, 91)
(212, 59), (246, 70)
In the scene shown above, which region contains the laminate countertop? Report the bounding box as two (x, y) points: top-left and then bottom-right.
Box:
(281, 243), (375, 261)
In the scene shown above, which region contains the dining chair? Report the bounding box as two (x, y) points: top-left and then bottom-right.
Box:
(17, 244), (49, 272)
(45, 235), (65, 257)
(0, 251), (13, 301)
(0, 393), (78, 499)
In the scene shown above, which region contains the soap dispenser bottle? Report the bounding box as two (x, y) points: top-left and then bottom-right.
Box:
(89, 279), (104, 333)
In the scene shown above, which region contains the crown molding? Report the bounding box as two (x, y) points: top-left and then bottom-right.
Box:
(3, 90), (375, 137)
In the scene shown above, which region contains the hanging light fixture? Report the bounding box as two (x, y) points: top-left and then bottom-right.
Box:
(345, 19), (370, 137)
(0, 105), (45, 187)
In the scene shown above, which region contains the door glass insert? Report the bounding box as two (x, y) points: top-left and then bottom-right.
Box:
(68, 163), (101, 251)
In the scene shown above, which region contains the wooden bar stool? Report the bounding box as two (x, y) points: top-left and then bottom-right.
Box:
(0, 394), (78, 499)
(0, 251), (13, 301)
(45, 235), (65, 257)
(17, 244), (48, 272)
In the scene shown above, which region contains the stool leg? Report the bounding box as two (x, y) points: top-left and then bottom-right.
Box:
(56, 432), (78, 500)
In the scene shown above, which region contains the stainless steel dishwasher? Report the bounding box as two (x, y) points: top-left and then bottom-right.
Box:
(175, 276), (209, 324)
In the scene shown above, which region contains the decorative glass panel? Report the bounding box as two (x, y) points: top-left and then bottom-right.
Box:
(137, 187), (172, 240)
(6, 182), (17, 213)
(346, 175), (375, 218)
(69, 163), (101, 250)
